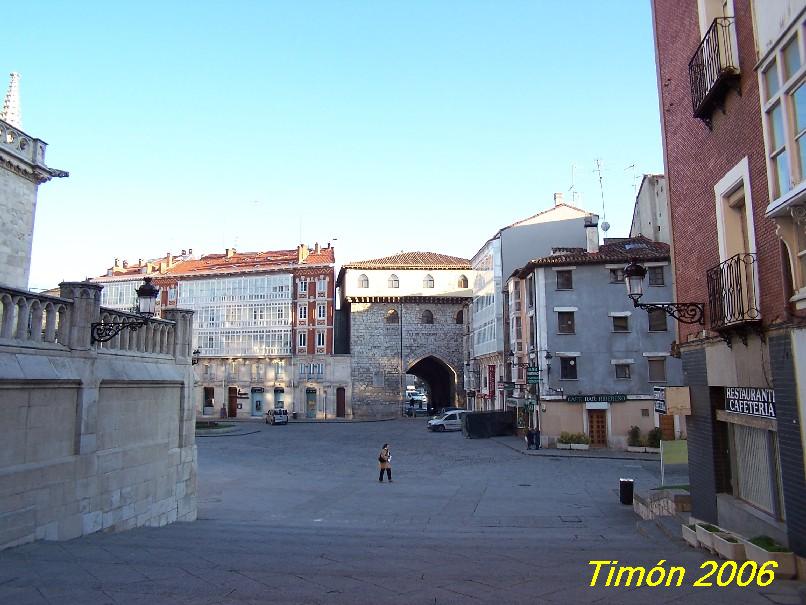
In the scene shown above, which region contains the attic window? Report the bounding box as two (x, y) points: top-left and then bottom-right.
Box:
(624, 243), (648, 251)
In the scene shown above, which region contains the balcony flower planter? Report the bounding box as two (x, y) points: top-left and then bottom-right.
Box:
(740, 536), (797, 579)
(627, 446), (646, 453)
(681, 524), (699, 548)
(695, 523), (722, 553)
(713, 532), (745, 561)
(556, 443), (571, 450)
(570, 443), (590, 450)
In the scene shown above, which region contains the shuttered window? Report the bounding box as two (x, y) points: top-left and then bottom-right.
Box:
(731, 424), (783, 518)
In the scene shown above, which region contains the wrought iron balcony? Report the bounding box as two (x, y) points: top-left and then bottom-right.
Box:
(706, 253), (761, 336)
(688, 17), (740, 127)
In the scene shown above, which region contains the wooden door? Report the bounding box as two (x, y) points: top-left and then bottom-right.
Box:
(227, 386), (238, 418)
(588, 410), (607, 447)
(659, 414), (675, 441)
(336, 387), (346, 418)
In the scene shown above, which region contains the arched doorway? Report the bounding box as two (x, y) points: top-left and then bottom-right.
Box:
(407, 356), (457, 414)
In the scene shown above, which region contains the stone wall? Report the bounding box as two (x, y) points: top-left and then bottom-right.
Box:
(0, 163), (38, 289)
(0, 283), (197, 550)
(349, 301), (465, 419)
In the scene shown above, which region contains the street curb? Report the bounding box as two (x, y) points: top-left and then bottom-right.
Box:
(491, 437), (662, 462)
(196, 429), (262, 438)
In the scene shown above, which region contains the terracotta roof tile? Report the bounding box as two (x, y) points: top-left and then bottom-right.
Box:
(343, 251), (471, 269)
(517, 236), (669, 275)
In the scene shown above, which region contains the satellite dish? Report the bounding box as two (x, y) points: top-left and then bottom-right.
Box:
(601, 221), (610, 232)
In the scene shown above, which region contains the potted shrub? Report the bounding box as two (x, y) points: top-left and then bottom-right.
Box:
(645, 427), (662, 453)
(556, 432), (572, 449)
(627, 426), (645, 453)
(570, 433), (591, 450)
(712, 532), (746, 561)
(681, 524), (699, 548)
(741, 536), (797, 579)
(695, 523), (722, 553)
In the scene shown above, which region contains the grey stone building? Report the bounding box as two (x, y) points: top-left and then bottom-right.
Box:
(510, 233), (684, 448)
(337, 252), (472, 419)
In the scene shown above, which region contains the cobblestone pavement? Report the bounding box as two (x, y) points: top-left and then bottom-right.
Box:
(1, 418), (803, 604)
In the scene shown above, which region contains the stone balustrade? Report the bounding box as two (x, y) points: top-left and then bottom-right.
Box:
(0, 121), (47, 166)
(94, 308), (176, 356)
(0, 285), (71, 348)
(0, 283), (188, 361)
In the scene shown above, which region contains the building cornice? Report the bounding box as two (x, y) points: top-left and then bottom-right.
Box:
(345, 295), (470, 304)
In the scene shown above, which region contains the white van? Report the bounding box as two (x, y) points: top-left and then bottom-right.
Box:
(427, 410), (468, 432)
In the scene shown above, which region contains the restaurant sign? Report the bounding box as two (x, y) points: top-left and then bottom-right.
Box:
(725, 387), (776, 419)
(566, 394), (627, 403)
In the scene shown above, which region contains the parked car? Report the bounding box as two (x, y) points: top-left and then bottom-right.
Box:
(266, 408), (289, 425)
(427, 410), (467, 432)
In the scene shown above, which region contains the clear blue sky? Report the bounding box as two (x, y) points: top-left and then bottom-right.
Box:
(8, 1), (663, 290)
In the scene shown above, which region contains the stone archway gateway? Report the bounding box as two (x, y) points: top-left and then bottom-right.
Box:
(336, 251), (473, 420)
(407, 355), (457, 413)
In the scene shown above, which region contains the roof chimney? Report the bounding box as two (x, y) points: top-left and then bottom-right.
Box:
(166, 251), (173, 266)
(553, 192), (564, 206)
(181, 249), (186, 256)
(188, 248), (192, 255)
(297, 243), (309, 263)
(113, 258), (120, 269)
(225, 248), (236, 258)
(122, 260), (129, 269)
(585, 216), (599, 253)
(314, 242), (320, 254)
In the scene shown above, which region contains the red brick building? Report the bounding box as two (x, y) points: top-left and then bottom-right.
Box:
(652, 0), (806, 556)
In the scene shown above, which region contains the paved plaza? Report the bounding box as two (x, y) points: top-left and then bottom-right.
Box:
(1, 419), (803, 604)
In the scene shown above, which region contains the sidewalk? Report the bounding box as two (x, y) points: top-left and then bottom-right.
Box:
(492, 434), (662, 461)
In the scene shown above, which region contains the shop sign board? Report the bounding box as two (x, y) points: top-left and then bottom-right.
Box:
(526, 366), (541, 384)
(725, 387), (776, 419)
(654, 386), (666, 414)
(566, 394), (627, 403)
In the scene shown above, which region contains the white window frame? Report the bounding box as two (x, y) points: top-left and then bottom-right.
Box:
(317, 303), (326, 320)
(759, 24), (806, 202)
(298, 304), (307, 320)
(298, 279), (308, 294)
(714, 157), (762, 302)
(316, 331), (325, 347)
(298, 331), (307, 348)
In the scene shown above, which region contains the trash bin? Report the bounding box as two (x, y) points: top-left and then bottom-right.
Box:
(619, 478), (634, 505)
(292, 411), (298, 420)
(526, 430), (539, 449)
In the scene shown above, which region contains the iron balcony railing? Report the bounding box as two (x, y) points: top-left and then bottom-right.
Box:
(688, 17), (739, 120)
(706, 253), (761, 330)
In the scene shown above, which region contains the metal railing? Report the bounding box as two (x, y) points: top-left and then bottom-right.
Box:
(688, 17), (739, 118)
(706, 253), (760, 329)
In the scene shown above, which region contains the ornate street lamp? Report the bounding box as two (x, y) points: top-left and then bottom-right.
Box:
(623, 260), (704, 325)
(91, 277), (160, 343)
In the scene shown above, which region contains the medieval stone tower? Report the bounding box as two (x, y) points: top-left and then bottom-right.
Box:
(337, 252), (472, 419)
(0, 72), (68, 289)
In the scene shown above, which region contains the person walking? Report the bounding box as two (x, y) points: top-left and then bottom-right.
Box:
(378, 444), (392, 483)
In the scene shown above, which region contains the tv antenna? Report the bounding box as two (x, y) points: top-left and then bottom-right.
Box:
(568, 163), (579, 204)
(625, 164), (640, 197)
(594, 158), (610, 233)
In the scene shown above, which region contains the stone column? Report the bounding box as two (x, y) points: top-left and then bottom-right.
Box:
(58, 282), (102, 351)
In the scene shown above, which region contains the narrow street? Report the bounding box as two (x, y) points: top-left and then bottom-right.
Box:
(1, 420), (801, 604)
